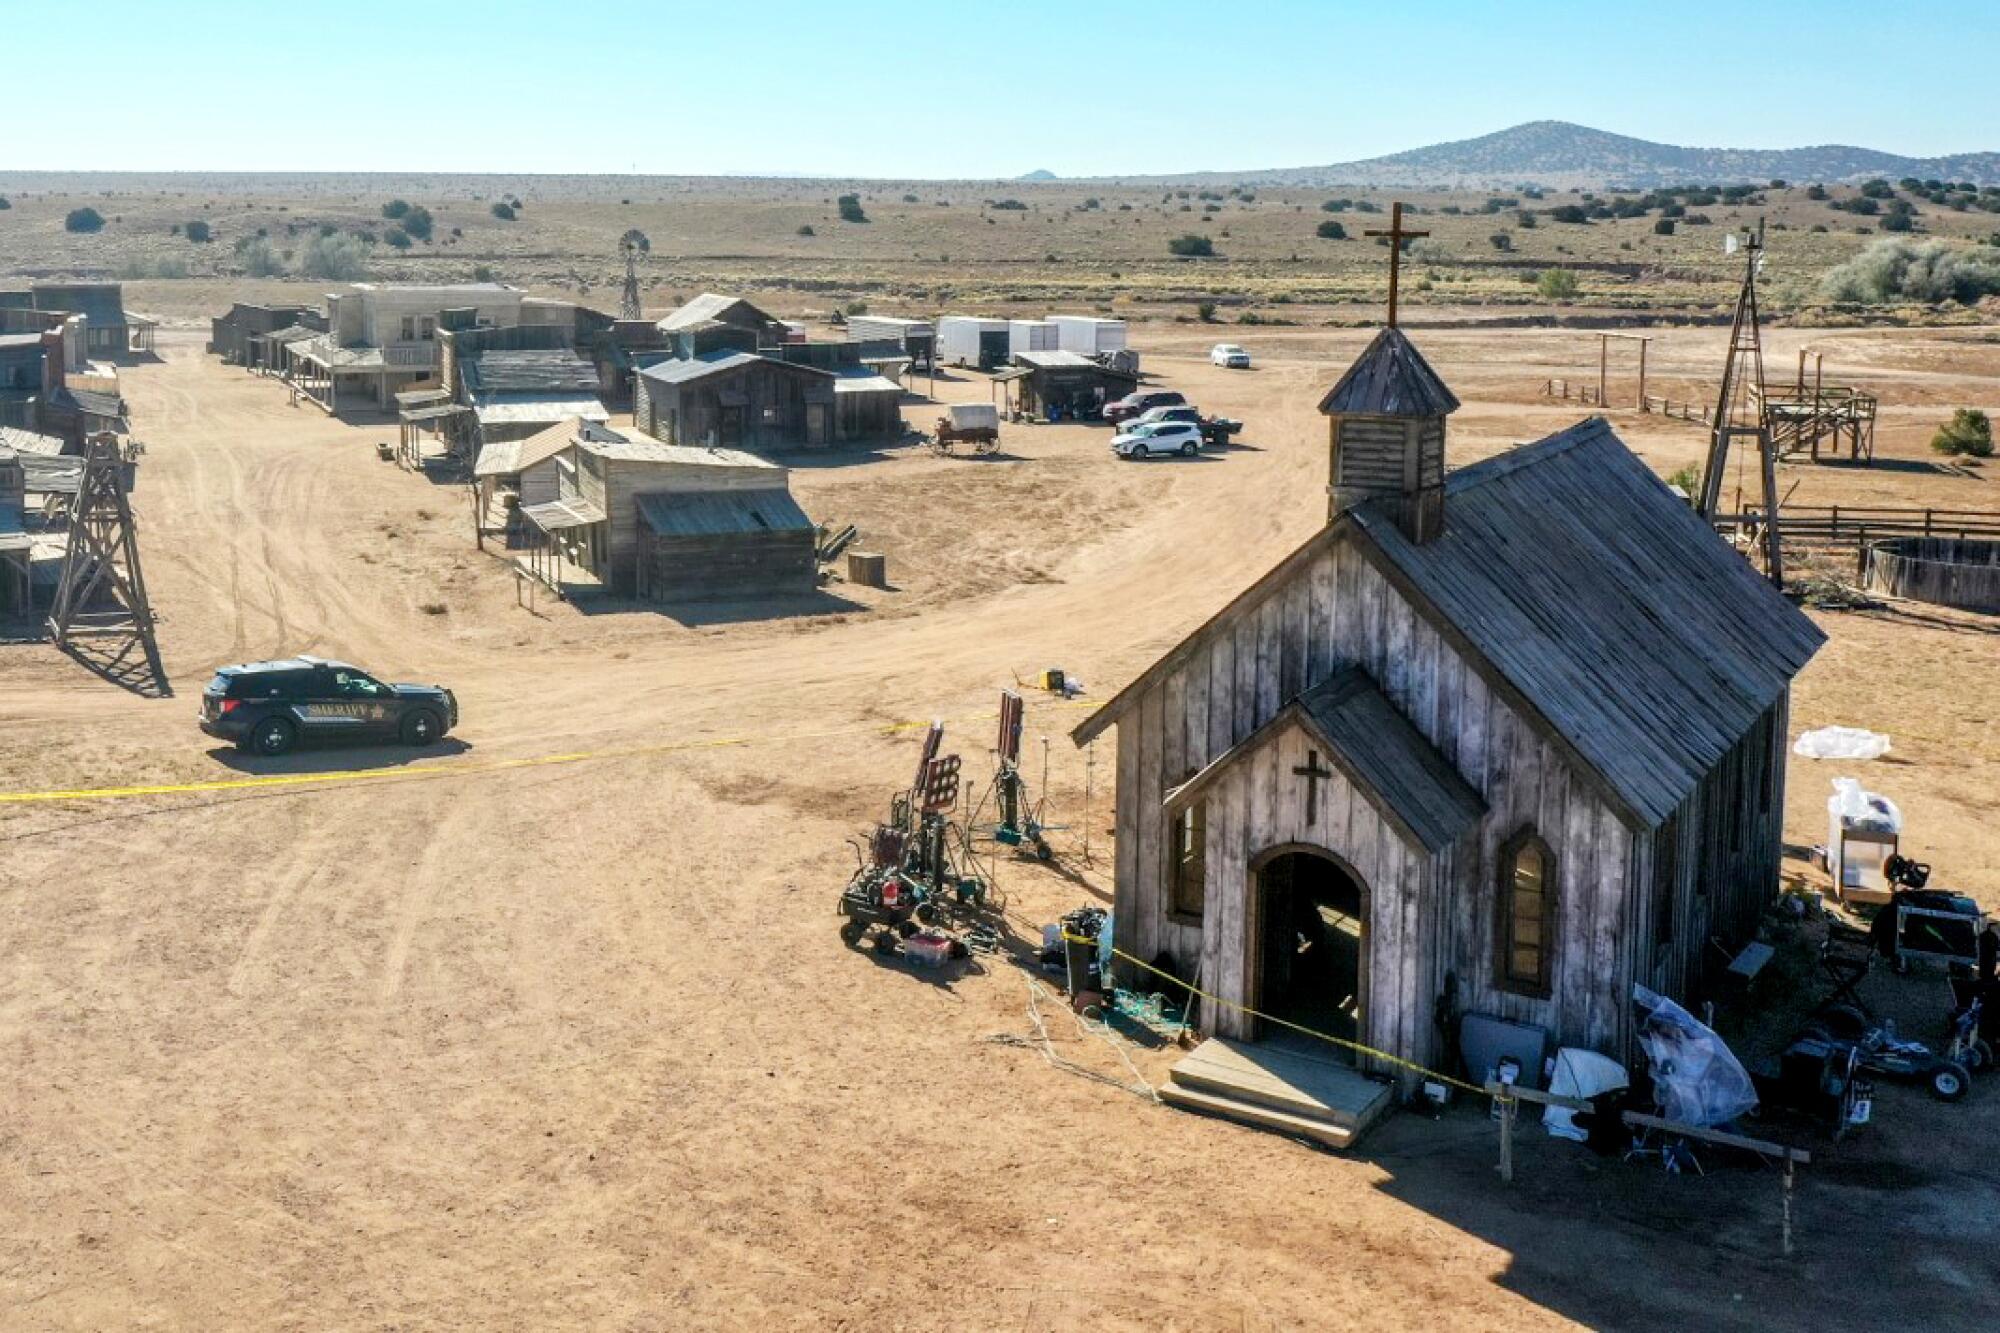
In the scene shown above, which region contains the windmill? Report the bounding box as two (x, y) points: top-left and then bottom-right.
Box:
(48, 431), (168, 695)
(1696, 218), (1784, 587)
(618, 229), (650, 321)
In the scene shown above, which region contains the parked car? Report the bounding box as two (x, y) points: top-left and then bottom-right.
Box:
(1210, 343), (1253, 369)
(1111, 421), (1204, 459)
(1103, 388), (1187, 424)
(1133, 403), (1245, 446)
(199, 655), (458, 756)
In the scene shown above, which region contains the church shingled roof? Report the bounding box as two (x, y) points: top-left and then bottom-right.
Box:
(1317, 326), (1460, 418)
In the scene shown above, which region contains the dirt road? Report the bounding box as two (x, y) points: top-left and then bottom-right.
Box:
(2, 325), (1997, 1329)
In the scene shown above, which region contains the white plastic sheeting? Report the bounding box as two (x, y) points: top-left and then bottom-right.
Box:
(1633, 986), (1759, 1128)
(1794, 726), (1892, 761)
(1543, 1048), (1629, 1141)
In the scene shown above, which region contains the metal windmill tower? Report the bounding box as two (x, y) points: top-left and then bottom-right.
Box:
(1696, 218), (1784, 587)
(618, 229), (650, 321)
(48, 432), (168, 695)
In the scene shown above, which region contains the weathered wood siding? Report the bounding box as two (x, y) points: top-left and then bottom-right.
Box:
(1634, 696), (1789, 1006)
(1110, 530), (1636, 1063)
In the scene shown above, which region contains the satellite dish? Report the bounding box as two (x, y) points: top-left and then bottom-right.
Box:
(1724, 234), (1740, 256)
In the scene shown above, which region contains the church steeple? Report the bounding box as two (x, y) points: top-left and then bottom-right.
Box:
(1317, 202), (1459, 544)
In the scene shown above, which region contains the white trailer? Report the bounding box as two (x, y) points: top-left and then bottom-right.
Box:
(1008, 319), (1059, 357)
(1049, 315), (1128, 357)
(845, 315), (936, 369)
(937, 316), (1009, 368)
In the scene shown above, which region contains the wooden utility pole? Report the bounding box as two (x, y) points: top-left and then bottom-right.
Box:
(1364, 202), (1429, 327)
(48, 432), (168, 695)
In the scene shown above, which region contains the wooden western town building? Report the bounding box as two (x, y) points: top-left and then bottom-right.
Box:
(1073, 314), (1824, 1121)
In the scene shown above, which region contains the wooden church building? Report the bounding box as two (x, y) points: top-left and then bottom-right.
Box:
(1073, 315), (1824, 1089)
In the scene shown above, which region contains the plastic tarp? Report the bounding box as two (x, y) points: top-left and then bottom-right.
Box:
(1632, 986), (1758, 1128)
(1543, 1048), (1629, 1141)
(1829, 777), (1901, 835)
(1795, 726), (1892, 761)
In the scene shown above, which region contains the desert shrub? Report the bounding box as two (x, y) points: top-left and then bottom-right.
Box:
(901, 193), (919, 203)
(490, 202), (516, 221)
(1168, 233), (1214, 257)
(837, 193), (868, 223)
(1315, 220), (1346, 240)
(989, 198), (1028, 210)
(384, 227), (412, 250)
(1536, 267), (1580, 299)
(235, 235), (284, 276)
(1931, 408), (1994, 457)
(1321, 199), (1350, 213)
(117, 255), (189, 279)
(1805, 184), (1828, 200)
(64, 207), (105, 233)
(1666, 464), (1702, 497)
(1819, 238), (2000, 304)
(1515, 210), (1538, 228)
(1881, 212), (1914, 233)
(471, 264), (497, 282)
(184, 220), (212, 243)
(400, 206), (433, 241)
(843, 300), (868, 316)
(1548, 204), (1589, 224)
(796, 224), (814, 236)
(382, 199), (410, 219)
(1860, 179), (1895, 199)
(0, 195), (11, 209)
(1489, 231), (1512, 251)
(1653, 218), (1676, 235)
(299, 232), (371, 281)
(1196, 300), (1217, 322)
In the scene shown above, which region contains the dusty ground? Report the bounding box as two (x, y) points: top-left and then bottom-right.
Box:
(1, 318), (1998, 1330)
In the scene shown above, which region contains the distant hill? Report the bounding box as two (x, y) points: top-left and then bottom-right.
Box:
(1145, 121), (2000, 189)
(1016, 169), (1058, 182)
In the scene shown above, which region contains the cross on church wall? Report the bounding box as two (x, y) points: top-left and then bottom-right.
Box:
(1293, 749), (1333, 825)
(1364, 201), (1428, 327)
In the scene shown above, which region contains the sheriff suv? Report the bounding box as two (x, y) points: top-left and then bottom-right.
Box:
(199, 656), (458, 756)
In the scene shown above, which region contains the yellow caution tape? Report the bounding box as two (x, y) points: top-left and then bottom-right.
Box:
(0, 699), (1098, 807)
(1063, 931), (1489, 1097)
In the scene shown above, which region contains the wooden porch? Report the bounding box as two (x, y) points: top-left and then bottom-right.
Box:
(1160, 1037), (1394, 1150)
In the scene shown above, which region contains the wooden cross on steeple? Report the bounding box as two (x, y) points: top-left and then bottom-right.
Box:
(1364, 201), (1428, 327)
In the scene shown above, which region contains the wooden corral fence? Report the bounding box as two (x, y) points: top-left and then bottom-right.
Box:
(1713, 504), (2000, 559)
(1543, 378), (1713, 426)
(1863, 537), (2000, 613)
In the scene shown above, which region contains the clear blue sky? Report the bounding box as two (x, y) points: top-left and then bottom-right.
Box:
(10, 0), (1992, 176)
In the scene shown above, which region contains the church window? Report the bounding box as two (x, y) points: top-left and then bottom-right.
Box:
(1170, 778), (1206, 920)
(1498, 828), (1555, 996)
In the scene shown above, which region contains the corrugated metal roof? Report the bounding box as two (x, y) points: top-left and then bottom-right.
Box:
(1318, 327), (1461, 417)
(474, 417), (582, 478)
(657, 293), (780, 333)
(0, 425), (64, 455)
(52, 386), (125, 419)
(20, 453), (84, 494)
(462, 348), (601, 394)
(638, 351), (835, 389)
(1354, 417), (1824, 825)
(1013, 349), (1097, 369)
(833, 374), (903, 395)
(472, 394), (610, 426)
(519, 496), (606, 531)
(635, 488), (813, 538)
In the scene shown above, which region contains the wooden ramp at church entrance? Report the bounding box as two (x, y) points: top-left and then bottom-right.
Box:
(1159, 847), (1392, 1150)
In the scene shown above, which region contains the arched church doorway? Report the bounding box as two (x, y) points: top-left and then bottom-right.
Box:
(1253, 847), (1366, 1056)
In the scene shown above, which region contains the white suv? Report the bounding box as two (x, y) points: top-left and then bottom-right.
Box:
(1112, 421), (1203, 459)
(1210, 343), (1252, 369)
